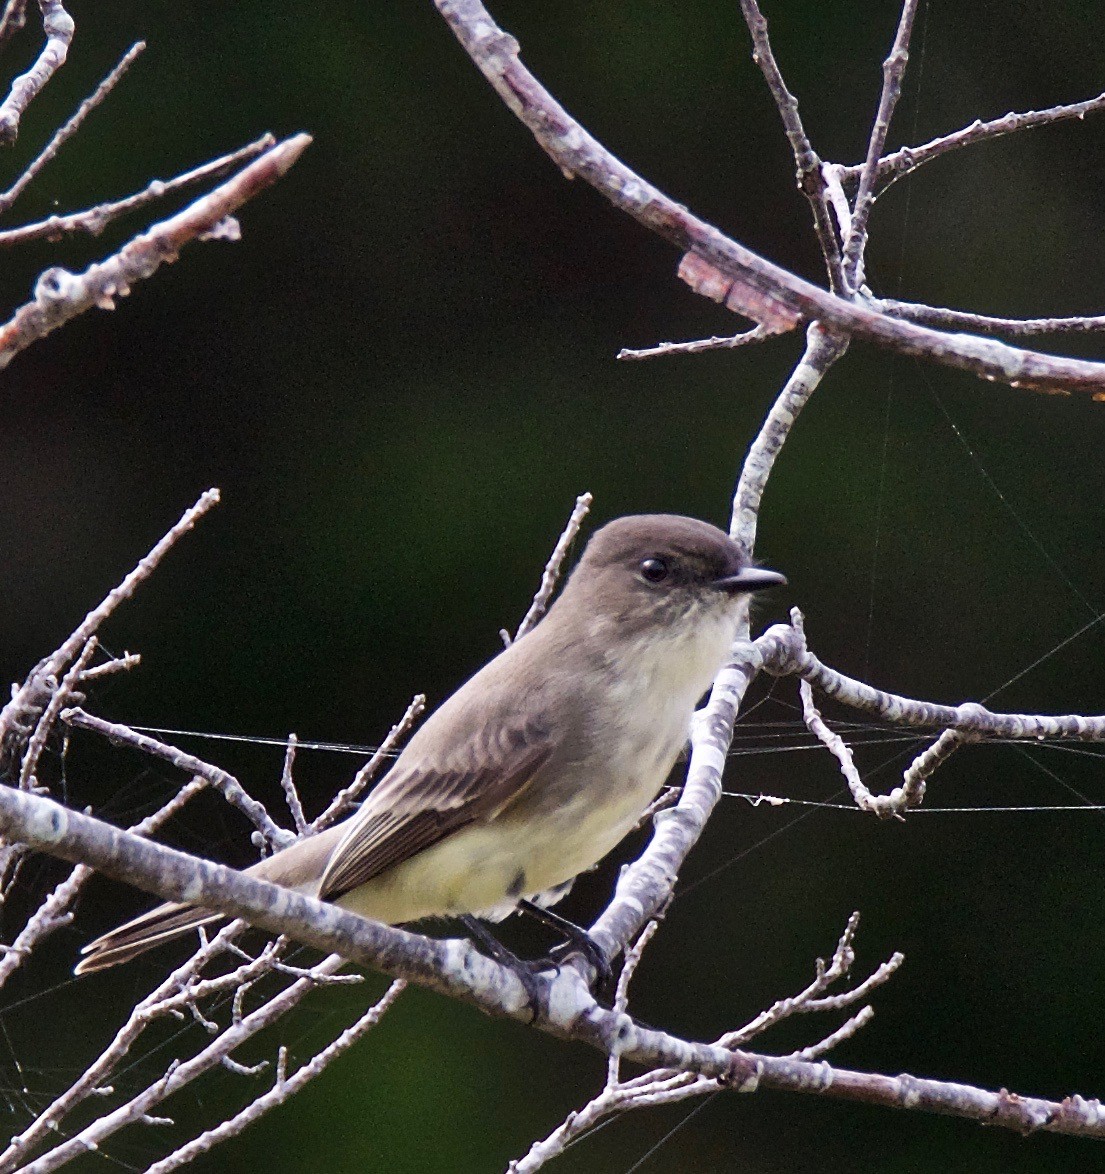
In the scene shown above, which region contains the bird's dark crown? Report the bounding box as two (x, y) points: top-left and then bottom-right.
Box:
(575, 514), (747, 590)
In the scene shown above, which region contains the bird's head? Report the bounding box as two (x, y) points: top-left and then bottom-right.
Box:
(558, 514), (786, 632)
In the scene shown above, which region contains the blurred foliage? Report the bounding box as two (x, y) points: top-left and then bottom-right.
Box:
(1, 1), (1105, 1170)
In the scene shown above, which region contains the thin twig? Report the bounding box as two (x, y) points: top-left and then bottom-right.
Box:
(17, 635), (96, 791)
(0, 776), (207, 997)
(617, 326), (771, 361)
(79, 651), (141, 681)
(0, 40), (144, 216)
(757, 609), (1105, 742)
(840, 0), (919, 288)
(0, 0), (74, 144)
(0, 133), (276, 246)
(434, 0), (1105, 394)
(0, 133), (310, 369)
(0, 489), (220, 776)
(839, 91), (1105, 194)
(311, 694), (426, 831)
(800, 678), (902, 818)
(737, 0), (843, 291)
(0, 0), (28, 50)
(899, 728), (975, 808)
(61, 709), (295, 850)
(511, 492), (593, 642)
(143, 979), (407, 1174)
(279, 734), (308, 835)
(868, 296), (1105, 338)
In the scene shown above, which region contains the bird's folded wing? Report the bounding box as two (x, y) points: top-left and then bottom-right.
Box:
(317, 715), (553, 901)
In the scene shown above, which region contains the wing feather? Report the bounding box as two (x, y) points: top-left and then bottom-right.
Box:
(317, 714), (553, 901)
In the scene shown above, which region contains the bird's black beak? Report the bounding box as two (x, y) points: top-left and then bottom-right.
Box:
(712, 566), (787, 594)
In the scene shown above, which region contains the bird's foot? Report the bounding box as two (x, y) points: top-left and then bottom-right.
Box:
(516, 898), (614, 998)
(546, 938), (615, 1002)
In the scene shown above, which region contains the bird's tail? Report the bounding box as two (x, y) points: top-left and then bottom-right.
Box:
(75, 822), (345, 975)
(75, 903), (224, 974)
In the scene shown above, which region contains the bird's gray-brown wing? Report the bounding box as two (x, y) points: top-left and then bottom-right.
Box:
(317, 714), (553, 901)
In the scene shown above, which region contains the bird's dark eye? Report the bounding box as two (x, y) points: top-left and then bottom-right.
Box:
(640, 557), (669, 583)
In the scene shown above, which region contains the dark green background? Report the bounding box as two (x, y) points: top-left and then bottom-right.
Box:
(2, 1), (1105, 1170)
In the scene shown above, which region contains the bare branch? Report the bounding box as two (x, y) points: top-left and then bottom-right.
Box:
(20, 951), (355, 1172)
(840, 0), (919, 288)
(790, 1006), (875, 1061)
(0, 0), (73, 145)
(899, 729), (975, 808)
(279, 734), (308, 835)
(0, 0), (28, 50)
(800, 677), (915, 819)
(737, 0), (844, 291)
(0, 133), (310, 370)
(732, 323), (847, 555)
(511, 492), (593, 642)
(0, 40), (144, 217)
(0, 488), (220, 774)
(1, 737), (1103, 1141)
(433, 0), (1105, 394)
(0, 133), (277, 247)
(78, 651), (141, 681)
(839, 91), (1105, 194)
(0, 776), (207, 996)
(143, 979), (407, 1174)
(310, 693), (426, 831)
(62, 709), (296, 851)
(617, 325), (772, 361)
(17, 635), (96, 791)
(758, 610), (1105, 742)
(585, 325), (845, 978)
(868, 296), (1105, 339)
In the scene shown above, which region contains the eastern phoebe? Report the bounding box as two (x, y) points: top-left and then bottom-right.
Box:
(76, 515), (785, 975)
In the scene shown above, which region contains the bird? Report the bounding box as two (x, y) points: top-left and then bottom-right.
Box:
(76, 514), (785, 977)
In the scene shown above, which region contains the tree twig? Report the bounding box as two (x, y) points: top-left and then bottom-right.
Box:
(0, 133), (310, 369)
(868, 295), (1105, 338)
(617, 325), (772, 361)
(840, 0), (919, 288)
(0, 40), (144, 216)
(0, 488), (220, 776)
(0, 0), (73, 145)
(838, 91), (1105, 194)
(0, 0), (28, 50)
(0, 133), (277, 247)
(310, 694), (426, 831)
(510, 492), (593, 642)
(62, 709), (296, 851)
(142, 979), (407, 1174)
(433, 0), (1105, 394)
(737, 0), (843, 291)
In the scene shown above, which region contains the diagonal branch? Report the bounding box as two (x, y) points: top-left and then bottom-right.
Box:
(1, 782), (1104, 1140)
(868, 296), (1105, 339)
(0, 488), (220, 776)
(433, 0), (1105, 395)
(839, 0), (918, 289)
(0, 0), (73, 144)
(0, 40), (144, 217)
(0, 132), (310, 370)
(737, 0), (843, 291)
(0, 133), (277, 247)
(839, 91), (1105, 194)
(587, 324), (845, 968)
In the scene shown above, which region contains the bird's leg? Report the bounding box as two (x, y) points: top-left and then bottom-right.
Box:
(457, 915), (545, 1017)
(516, 899), (614, 996)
